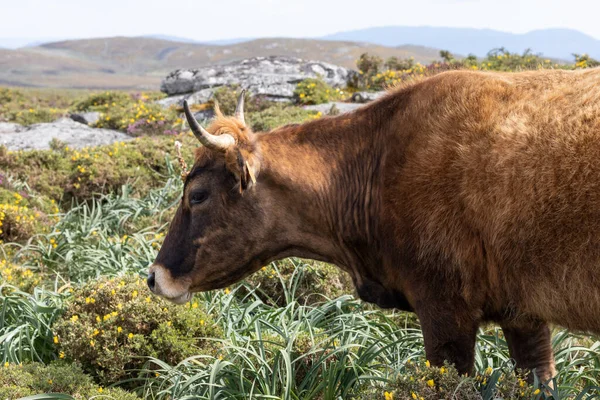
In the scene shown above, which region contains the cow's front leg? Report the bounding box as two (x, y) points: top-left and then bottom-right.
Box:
(501, 320), (556, 384)
(416, 301), (480, 375)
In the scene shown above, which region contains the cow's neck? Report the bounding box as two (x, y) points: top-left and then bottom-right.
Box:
(257, 102), (397, 287)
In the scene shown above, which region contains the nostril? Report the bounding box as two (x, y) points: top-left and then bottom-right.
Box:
(147, 272), (156, 291)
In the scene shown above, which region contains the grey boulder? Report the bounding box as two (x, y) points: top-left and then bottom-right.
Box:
(69, 111), (101, 126)
(156, 88), (216, 108)
(0, 118), (132, 151)
(0, 122), (24, 134)
(160, 56), (357, 101)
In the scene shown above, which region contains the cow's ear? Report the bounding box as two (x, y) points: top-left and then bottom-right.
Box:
(225, 148), (260, 192)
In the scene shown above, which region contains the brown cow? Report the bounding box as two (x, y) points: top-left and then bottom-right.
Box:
(149, 68), (600, 383)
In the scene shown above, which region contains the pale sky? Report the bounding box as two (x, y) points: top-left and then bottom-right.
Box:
(1, 0), (600, 41)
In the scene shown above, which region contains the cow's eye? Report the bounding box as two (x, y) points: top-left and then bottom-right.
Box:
(190, 191), (209, 205)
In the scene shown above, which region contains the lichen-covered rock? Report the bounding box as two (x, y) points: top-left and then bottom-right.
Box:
(155, 88), (215, 108)
(0, 118), (131, 151)
(0, 122), (24, 134)
(160, 56), (356, 101)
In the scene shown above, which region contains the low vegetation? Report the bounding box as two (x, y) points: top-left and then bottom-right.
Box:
(54, 275), (221, 386)
(0, 362), (140, 399)
(293, 77), (346, 105)
(354, 48), (599, 91)
(1, 51), (600, 398)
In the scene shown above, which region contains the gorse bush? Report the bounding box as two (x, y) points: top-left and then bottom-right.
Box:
(72, 91), (132, 112)
(0, 180), (57, 243)
(243, 258), (353, 306)
(0, 259), (40, 292)
(467, 48), (554, 71)
(93, 98), (175, 134)
(7, 107), (63, 126)
(354, 360), (535, 400)
(54, 275), (222, 386)
(293, 78), (344, 105)
(0, 362), (140, 399)
(574, 53), (600, 69)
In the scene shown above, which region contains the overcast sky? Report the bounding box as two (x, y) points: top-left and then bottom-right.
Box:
(2, 0), (600, 41)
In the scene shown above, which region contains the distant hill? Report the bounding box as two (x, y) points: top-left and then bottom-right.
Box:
(0, 37), (442, 89)
(322, 27), (600, 60)
(0, 37), (70, 49)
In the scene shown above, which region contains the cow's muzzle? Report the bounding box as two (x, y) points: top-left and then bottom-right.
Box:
(147, 263), (192, 305)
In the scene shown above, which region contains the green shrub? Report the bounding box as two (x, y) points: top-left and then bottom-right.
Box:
(472, 48), (553, 72)
(293, 78), (343, 105)
(95, 100), (175, 133)
(354, 360), (536, 400)
(8, 107), (63, 125)
(0, 87), (24, 104)
(0, 362), (140, 399)
(73, 91), (131, 112)
(72, 91), (179, 135)
(248, 104), (319, 131)
(0, 184), (57, 243)
(54, 275), (222, 386)
(574, 53), (600, 69)
(243, 258), (352, 306)
(0, 260), (40, 292)
(384, 56), (415, 71)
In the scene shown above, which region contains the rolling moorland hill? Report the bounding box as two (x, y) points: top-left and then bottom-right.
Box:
(0, 37), (441, 89)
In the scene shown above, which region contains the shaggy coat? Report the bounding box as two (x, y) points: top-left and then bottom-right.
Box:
(150, 68), (600, 382)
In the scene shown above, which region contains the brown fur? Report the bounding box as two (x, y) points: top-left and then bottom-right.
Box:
(151, 68), (600, 383)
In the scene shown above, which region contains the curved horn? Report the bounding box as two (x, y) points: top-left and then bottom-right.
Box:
(235, 89), (246, 124)
(183, 100), (235, 152)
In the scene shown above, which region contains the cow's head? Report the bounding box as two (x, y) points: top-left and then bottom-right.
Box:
(148, 92), (282, 303)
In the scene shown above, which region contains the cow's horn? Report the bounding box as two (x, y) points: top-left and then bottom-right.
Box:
(183, 100), (235, 152)
(235, 89), (246, 124)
